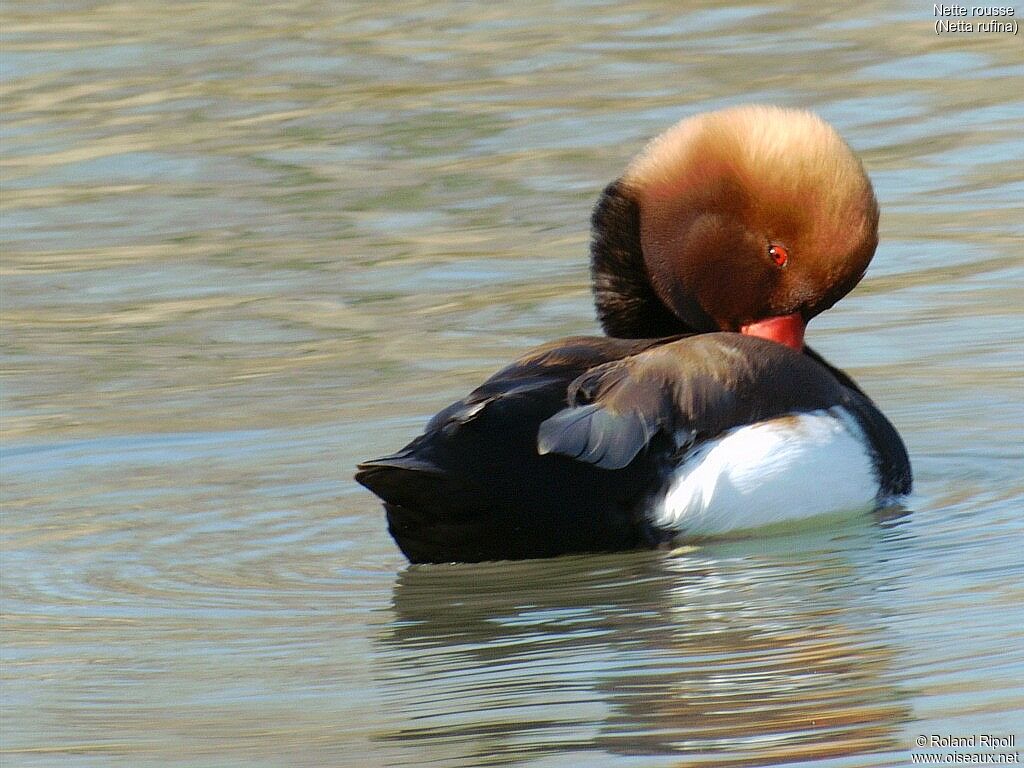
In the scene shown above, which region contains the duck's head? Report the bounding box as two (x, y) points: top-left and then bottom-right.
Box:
(591, 105), (879, 350)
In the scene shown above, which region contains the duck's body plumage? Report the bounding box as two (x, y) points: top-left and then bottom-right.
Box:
(357, 334), (910, 563)
(356, 105), (913, 563)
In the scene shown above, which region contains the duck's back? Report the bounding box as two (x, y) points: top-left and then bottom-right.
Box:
(356, 336), (673, 562)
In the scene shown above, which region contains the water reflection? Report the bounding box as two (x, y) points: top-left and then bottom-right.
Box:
(4, 0), (1023, 763)
(377, 530), (910, 767)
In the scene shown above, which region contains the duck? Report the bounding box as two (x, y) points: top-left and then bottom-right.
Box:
(356, 105), (912, 564)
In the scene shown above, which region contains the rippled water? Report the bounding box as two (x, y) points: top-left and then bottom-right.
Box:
(2, 2), (1023, 766)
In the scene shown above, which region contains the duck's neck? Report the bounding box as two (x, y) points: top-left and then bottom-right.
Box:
(590, 180), (700, 339)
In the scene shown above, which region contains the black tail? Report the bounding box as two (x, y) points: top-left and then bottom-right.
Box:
(356, 456), (515, 563)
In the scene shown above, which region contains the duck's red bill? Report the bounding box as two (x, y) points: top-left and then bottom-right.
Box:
(741, 313), (805, 350)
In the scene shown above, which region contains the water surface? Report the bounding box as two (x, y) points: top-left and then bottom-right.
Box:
(2, 2), (1023, 766)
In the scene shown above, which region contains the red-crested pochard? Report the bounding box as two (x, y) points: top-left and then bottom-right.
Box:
(357, 105), (911, 564)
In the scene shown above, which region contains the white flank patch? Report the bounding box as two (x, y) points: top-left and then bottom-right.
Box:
(654, 408), (878, 537)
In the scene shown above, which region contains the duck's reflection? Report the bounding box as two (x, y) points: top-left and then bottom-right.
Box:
(375, 527), (911, 767)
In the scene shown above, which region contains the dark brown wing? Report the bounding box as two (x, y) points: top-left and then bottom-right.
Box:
(537, 333), (851, 470)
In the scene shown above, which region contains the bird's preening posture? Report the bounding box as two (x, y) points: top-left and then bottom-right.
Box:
(357, 105), (912, 564)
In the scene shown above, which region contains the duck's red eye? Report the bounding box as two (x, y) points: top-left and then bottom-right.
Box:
(769, 244), (789, 267)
